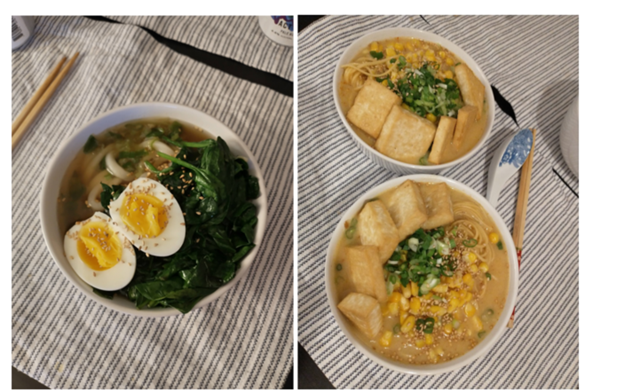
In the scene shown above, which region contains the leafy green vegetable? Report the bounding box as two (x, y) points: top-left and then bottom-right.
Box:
(93, 288), (114, 299)
(97, 136), (260, 314)
(370, 51), (383, 60)
(83, 135), (98, 153)
(496, 241), (504, 250)
(100, 183), (125, 212)
(118, 150), (148, 159)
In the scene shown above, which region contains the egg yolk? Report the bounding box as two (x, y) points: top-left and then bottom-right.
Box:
(77, 221), (122, 270)
(119, 193), (168, 238)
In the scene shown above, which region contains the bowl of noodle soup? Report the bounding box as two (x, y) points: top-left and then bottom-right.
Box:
(325, 174), (518, 374)
(333, 28), (495, 174)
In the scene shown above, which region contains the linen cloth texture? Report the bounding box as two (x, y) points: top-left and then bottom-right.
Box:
(298, 15), (578, 389)
(106, 15), (294, 81)
(12, 16), (293, 389)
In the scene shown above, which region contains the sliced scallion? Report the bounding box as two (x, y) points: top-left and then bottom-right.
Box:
(463, 238), (478, 248)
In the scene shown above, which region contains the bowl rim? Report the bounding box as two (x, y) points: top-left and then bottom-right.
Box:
(39, 102), (268, 318)
(332, 27), (496, 172)
(324, 174), (519, 375)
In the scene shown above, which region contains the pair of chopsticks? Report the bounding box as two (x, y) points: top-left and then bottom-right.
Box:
(12, 52), (79, 150)
(508, 128), (536, 328)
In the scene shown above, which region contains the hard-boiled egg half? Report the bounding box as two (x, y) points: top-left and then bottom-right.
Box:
(64, 212), (136, 291)
(109, 178), (186, 257)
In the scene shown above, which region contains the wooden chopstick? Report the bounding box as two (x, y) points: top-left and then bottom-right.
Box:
(12, 56), (67, 134)
(12, 52), (79, 150)
(508, 128), (536, 328)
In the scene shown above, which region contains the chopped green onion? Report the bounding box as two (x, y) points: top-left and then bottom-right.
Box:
(336, 264), (342, 271)
(485, 272), (492, 280)
(432, 295), (443, 301)
(419, 274), (440, 294)
(463, 238), (478, 248)
(452, 319), (460, 329)
(478, 331), (486, 339)
(449, 238), (456, 249)
(393, 324), (401, 334)
(408, 237), (420, 252)
(389, 274), (397, 285)
(350, 217), (358, 228)
(451, 226), (457, 236)
(345, 226), (356, 239)
(370, 51), (383, 60)
(496, 241), (503, 250)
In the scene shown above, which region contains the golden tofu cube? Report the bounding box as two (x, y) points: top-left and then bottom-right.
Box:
(418, 182), (454, 230)
(346, 246), (387, 302)
(454, 64), (485, 120)
(338, 293), (383, 339)
(453, 105), (478, 151)
(386, 180), (428, 239)
(358, 200), (400, 263)
(346, 78), (401, 139)
(374, 106), (436, 164)
(428, 116), (457, 165)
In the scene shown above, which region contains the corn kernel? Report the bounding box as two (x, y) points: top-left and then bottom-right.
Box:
(489, 232), (500, 244)
(423, 292), (433, 300)
(444, 70), (454, 79)
(379, 330), (393, 347)
(386, 47), (396, 57)
(389, 292), (402, 303)
(410, 297), (421, 314)
(435, 346), (444, 356)
(446, 58), (455, 66)
(388, 302), (399, 316)
(425, 49), (436, 62)
(405, 42), (414, 51)
(381, 79), (388, 87)
(465, 303), (476, 317)
(401, 315), (416, 333)
(426, 113), (437, 123)
(469, 264), (478, 273)
(429, 348), (439, 363)
(370, 42), (380, 51)
(473, 316), (483, 330)
(448, 298), (461, 313)
(444, 323), (454, 334)
(381, 304), (390, 316)
(400, 296), (410, 311)
(432, 284), (448, 293)
(465, 292), (473, 302)
(429, 305), (442, 314)
(463, 273), (474, 288)
(410, 281), (419, 296)
(412, 39), (421, 48)
(400, 308), (408, 324)
(390, 71), (398, 82)
(394, 42), (404, 51)
(401, 283), (412, 299)
(415, 339), (426, 348)
(479, 262), (489, 273)
(467, 252), (477, 263)
(425, 334), (434, 345)
(452, 251), (460, 259)
(438, 51), (447, 59)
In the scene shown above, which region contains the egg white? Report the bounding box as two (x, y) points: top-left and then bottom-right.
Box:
(64, 212), (136, 291)
(108, 178), (186, 257)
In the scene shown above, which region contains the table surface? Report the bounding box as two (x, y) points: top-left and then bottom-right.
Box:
(12, 16), (293, 390)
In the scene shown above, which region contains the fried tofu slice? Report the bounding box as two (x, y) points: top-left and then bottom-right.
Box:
(346, 78), (401, 139)
(386, 180), (428, 239)
(455, 64), (485, 120)
(429, 116), (457, 165)
(358, 200), (400, 263)
(374, 106), (436, 164)
(338, 292), (383, 339)
(453, 106), (478, 151)
(346, 246), (387, 302)
(418, 182), (455, 230)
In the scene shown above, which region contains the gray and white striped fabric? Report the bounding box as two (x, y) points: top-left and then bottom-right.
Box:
(106, 16), (294, 81)
(298, 15), (578, 389)
(12, 16), (292, 389)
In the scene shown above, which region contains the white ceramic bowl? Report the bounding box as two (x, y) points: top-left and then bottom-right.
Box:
(332, 28), (496, 174)
(325, 175), (518, 375)
(40, 102), (268, 317)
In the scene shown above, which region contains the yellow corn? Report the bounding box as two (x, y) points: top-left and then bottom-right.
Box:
(469, 264), (479, 273)
(425, 334), (434, 345)
(444, 323), (454, 334)
(432, 284), (448, 293)
(429, 305), (442, 314)
(438, 51), (447, 59)
(401, 315), (416, 333)
(388, 302), (399, 316)
(479, 262), (489, 273)
(390, 71), (398, 82)
(412, 39), (421, 48)
(386, 47), (396, 57)
(449, 277), (462, 288)
(446, 58), (455, 66)
(423, 292), (433, 300)
(425, 49), (436, 62)
(465, 303), (476, 317)
(381, 79), (388, 87)
(429, 348), (439, 363)
(444, 70), (454, 79)
(463, 273), (474, 288)
(400, 308), (409, 324)
(379, 330), (393, 347)
(410, 282), (419, 296)
(489, 232), (500, 244)
(410, 297), (421, 314)
(467, 252), (477, 263)
(400, 296), (410, 311)
(415, 339), (426, 348)
(401, 283), (412, 299)
(465, 292), (473, 303)
(394, 42), (404, 51)
(381, 304), (390, 316)
(448, 298), (461, 313)
(389, 292), (402, 303)
(370, 42), (380, 51)
(426, 113), (437, 123)
(405, 42), (414, 51)
(473, 316), (483, 330)
(435, 346), (444, 356)
(452, 251), (460, 259)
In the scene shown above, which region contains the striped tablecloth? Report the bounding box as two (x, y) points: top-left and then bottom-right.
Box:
(298, 15), (578, 389)
(12, 16), (292, 389)
(106, 16), (294, 81)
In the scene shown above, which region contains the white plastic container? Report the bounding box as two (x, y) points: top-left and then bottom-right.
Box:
(12, 16), (35, 50)
(258, 16), (293, 46)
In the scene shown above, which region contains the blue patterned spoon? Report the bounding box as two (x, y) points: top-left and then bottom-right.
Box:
(486, 128), (534, 208)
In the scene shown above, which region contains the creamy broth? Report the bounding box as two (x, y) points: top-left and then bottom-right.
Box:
(338, 37), (488, 165)
(57, 118), (210, 233)
(332, 182), (509, 365)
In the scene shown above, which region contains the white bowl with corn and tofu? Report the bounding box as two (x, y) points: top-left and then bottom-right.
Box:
(325, 175), (518, 374)
(333, 28), (495, 174)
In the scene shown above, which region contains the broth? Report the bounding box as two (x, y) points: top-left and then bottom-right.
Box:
(332, 181), (509, 365)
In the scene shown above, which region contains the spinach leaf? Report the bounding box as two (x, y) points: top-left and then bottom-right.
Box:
(100, 183), (125, 213)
